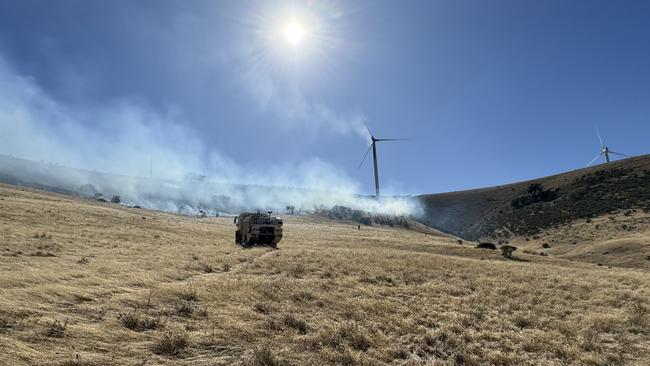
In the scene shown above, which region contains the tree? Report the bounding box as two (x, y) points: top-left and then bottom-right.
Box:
(528, 183), (544, 194)
(501, 245), (517, 259)
(286, 205), (295, 215)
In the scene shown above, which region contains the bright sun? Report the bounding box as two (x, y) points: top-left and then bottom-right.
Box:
(283, 21), (305, 46)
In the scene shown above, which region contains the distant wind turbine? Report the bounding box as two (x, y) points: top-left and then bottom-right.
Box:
(586, 129), (631, 167)
(358, 122), (406, 197)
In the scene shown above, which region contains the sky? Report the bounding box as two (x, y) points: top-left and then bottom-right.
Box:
(0, 0), (649, 196)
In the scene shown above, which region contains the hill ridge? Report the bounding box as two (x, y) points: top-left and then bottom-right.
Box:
(417, 154), (650, 241)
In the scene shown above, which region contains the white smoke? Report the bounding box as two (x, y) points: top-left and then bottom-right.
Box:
(0, 54), (420, 217)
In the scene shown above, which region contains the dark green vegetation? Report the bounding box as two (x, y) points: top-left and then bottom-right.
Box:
(418, 155), (650, 241)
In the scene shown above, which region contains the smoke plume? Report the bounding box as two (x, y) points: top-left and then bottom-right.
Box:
(0, 54), (420, 217)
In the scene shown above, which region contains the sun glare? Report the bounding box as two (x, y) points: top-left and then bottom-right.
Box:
(252, 2), (343, 68)
(283, 21), (305, 46)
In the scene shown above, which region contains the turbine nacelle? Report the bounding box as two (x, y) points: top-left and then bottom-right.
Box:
(586, 129), (630, 167)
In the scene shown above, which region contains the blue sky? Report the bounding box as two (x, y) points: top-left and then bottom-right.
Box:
(0, 0), (649, 195)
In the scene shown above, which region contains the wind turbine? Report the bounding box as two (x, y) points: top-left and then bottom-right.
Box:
(358, 122), (406, 197)
(586, 129), (630, 167)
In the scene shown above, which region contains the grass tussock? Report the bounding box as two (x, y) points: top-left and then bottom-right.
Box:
(268, 313), (309, 335)
(0, 314), (28, 333)
(245, 345), (281, 366)
(117, 312), (160, 331)
(331, 323), (371, 352)
(151, 330), (189, 356)
(172, 301), (208, 319)
(43, 320), (67, 338)
(283, 313), (309, 334)
(178, 285), (199, 302)
(254, 302), (273, 314)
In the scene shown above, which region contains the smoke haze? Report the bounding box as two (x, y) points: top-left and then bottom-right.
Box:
(0, 54), (420, 217)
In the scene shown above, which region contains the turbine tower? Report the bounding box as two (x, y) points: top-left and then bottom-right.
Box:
(358, 122), (405, 197)
(586, 129), (630, 167)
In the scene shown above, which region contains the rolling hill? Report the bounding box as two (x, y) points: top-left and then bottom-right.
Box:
(417, 155), (650, 268)
(2, 153), (650, 268)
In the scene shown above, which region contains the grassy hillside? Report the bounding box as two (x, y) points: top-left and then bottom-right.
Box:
(0, 184), (648, 365)
(417, 155), (650, 268)
(511, 210), (650, 270)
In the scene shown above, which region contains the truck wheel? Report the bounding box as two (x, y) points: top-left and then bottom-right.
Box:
(235, 231), (241, 244)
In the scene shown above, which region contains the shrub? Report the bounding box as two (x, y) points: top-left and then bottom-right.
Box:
(512, 313), (535, 328)
(117, 312), (160, 331)
(511, 185), (560, 208)
(501, 245), (517, 259)
(476, 242), (496, 250)
(151, 331), (189, 356)
(285, 205), (295, 215)
(175, 302), (195, 317)
(528, 183), (544, 194)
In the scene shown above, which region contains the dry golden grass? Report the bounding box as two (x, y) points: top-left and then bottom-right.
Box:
(0, 183), (648, 365)
(514, 211), (650, 269)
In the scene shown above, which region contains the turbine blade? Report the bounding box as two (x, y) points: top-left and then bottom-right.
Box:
(608, 151), (631, 157)
(374, 138), (408, 142)
(358, 143), (373, 169)
(361, 120), (374, 139)
(586, 152), (603, 167)
(596, 128), (604, 148)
